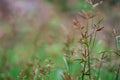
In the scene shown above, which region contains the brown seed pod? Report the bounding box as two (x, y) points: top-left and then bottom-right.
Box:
(96, 27), (104, 31)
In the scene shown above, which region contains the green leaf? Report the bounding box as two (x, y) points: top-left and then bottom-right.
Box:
(83, 38), (89, 46)
(63, 57), (70, 73)
(98, 50), (113, 54)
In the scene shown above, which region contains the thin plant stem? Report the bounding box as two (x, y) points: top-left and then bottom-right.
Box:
(86, 19), (89, 35)
(96, 60), (102, 80)
(87, 46), (91, 80)
(91, 30), (97, 52)
(89, 17), (94, 45)
(116, 64), (120, 80)
(82, 61), (87, 80)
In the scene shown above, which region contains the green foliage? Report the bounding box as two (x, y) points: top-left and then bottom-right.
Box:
(47, 0), (70, 12)
(76, 0), (93, 11)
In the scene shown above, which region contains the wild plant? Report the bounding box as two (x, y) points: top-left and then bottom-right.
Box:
(62, 11), (111, 80)
(18, 56), (53, 80)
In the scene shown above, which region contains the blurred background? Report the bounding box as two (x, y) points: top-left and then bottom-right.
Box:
(0, 0), (120, 79)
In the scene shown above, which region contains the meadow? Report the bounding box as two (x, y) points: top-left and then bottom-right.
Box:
(0, 0), (120, 80)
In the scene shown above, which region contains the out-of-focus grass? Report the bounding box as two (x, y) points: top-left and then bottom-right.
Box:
(0, 19), (119, 80)
(0, 1), (120, 80)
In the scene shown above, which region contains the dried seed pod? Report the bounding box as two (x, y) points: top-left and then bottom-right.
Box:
(78, 12), (87, 19)
(86, 0), (103, 8)
(112, 28), (117, 37)
(92, 1), (103, 8)
(73, 19), (84, 30)
(78, 11), (96, 19)
(96, 26), (104, 31)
